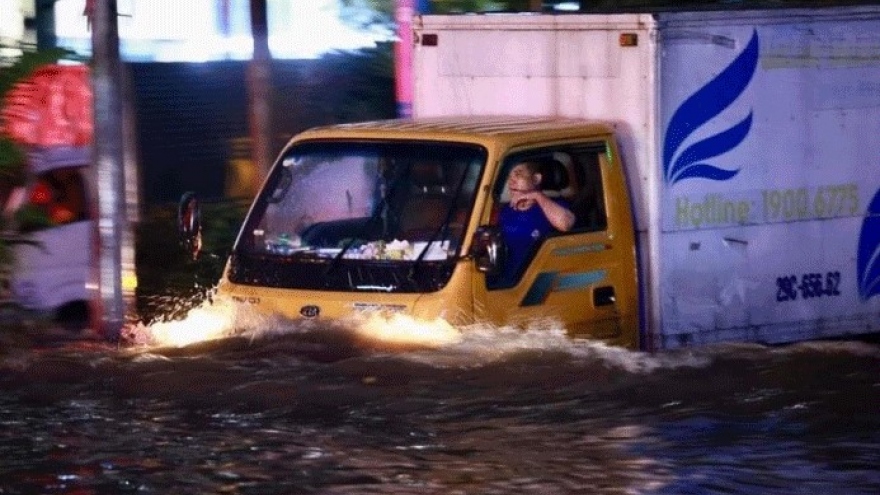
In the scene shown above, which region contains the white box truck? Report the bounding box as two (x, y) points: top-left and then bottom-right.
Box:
(183, 5), (880, 350)
(406, 6), (880, 348)
(4, 146), (93, 326)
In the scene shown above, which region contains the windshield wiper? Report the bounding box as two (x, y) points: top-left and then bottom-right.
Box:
(407, 166), (470, 280)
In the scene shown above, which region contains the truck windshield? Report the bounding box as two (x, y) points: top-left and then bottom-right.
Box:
(229, 140), (486, 292)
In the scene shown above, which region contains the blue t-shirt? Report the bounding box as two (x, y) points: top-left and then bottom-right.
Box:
(495, 198), (568, 287)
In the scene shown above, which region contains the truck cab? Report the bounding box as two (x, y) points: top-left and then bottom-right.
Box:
(201, 116), (641, 348)
(5, 147), (93, 326)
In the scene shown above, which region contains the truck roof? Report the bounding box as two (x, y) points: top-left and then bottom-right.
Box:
(292, 116), (615, 148)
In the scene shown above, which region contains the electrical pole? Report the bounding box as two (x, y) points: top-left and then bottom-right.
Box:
(248, 0), (273, 181)
(89, 0), (127, 341)
(394, 0), (414, 117)
(34, 0), (58, 50)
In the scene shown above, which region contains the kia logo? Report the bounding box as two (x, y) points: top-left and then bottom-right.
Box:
(300, 305), (320, 318)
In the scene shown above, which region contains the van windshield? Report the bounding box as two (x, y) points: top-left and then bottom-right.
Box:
(228, 140), (486, 292)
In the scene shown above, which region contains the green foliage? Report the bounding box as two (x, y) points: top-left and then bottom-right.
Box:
(431, 0), (508, 12)
(320, 43), (396, 122)
(339, 0), (394, 28)
(269, 45), (397, 139)
(0, 138), (26, 186)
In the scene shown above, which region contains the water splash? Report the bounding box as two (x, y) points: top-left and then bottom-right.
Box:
(123, 297), (276, 348)
(120, 299), (875, 373)
(152, 304), (235, 347)
(123, 299), (717, 373)
(399, 318), (713, 372)
(348, 312), (463, 348)
(123, 296), (462, 351)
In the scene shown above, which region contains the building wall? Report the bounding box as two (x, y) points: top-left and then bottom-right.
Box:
(0, 1), (27, 56)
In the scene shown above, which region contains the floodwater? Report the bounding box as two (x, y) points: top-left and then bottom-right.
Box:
(1, 302), (878, 495)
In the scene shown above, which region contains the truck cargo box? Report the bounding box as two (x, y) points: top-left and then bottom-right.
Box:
(412, 6), (880, 348)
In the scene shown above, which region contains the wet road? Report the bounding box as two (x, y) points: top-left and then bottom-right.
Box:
(1, 309), (878, 494)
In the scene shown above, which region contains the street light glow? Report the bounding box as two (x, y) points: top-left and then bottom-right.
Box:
(52, 0), (391, 61)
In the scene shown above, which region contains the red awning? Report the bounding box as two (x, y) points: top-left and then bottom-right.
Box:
(1, 64), (93, 147)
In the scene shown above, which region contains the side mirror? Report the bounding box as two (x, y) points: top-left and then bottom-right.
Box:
(470, 225), (506, 276)
(177, 191), (202, 260)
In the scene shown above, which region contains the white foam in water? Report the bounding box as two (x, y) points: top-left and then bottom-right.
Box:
(127, 299), (710, 372)
(778, 339), (880, 357)
(378, 317), (713, 372)
(347, 312), (463, 347)
(124, 297), (285, 348)
(127, 296), (465, 350)
(573, 339), (712, 373)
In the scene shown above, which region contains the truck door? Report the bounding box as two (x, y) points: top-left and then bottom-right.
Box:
(472, 141), (639, 347)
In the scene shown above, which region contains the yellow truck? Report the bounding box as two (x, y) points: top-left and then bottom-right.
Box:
(180, 6), (880, 350)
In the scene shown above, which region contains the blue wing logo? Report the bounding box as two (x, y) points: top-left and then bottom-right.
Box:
(663, 30), (760, 185)
(857, 188), (880, 301)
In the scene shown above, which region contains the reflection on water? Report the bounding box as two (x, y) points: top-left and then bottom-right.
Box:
(1, 301), (878, 494)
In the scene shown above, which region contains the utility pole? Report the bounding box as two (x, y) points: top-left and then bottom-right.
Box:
(394, 0), (414, 117)
(88, 0), (127, 341)
(248, 0), (273, 181)
(219, 0), (232, 58)
(34, 0), (58, 50)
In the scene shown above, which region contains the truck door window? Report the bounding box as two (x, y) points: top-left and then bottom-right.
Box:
(568, 143), (608, 232)
(493, 143), (608, 234)
(488, 143), (609, 288)
(490, 151), (577, 287)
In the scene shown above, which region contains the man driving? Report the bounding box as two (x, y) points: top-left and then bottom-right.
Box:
(495, 160), (575, 286)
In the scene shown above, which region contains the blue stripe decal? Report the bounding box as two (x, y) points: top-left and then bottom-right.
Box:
(520, 272), (557, 307)
(556, 270), (607, 292)
(858, 188), (880, 301)
(520, 270), (609, 306)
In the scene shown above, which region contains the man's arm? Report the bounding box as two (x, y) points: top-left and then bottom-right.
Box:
(532, 193), (576, 232)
